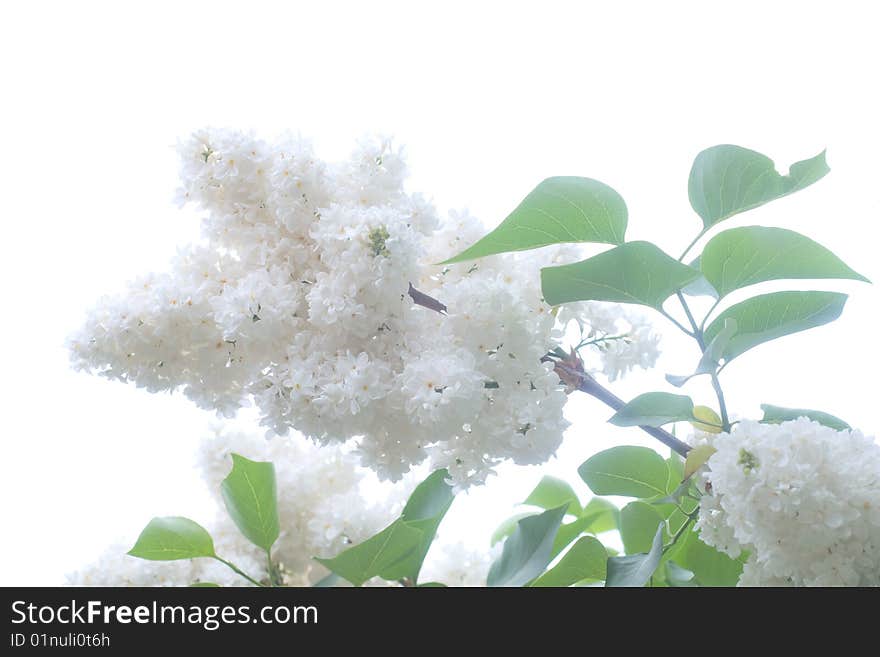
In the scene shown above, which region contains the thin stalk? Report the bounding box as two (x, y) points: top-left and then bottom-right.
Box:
(213, 557), (265, 587)
(676, 292), (701, 336)
(710, 373), (731, 431)
(662, 508), (700, 555)
(659, 309), (694, 337)
(676, 292), (731, 433)
(266, 550), (284, 587)
(678, 227), (709, 262)
(699, 298), (722, 333)
(576, 333), (631, 350)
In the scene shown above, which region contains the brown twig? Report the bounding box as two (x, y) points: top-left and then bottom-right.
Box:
(553, 359), (692, 457)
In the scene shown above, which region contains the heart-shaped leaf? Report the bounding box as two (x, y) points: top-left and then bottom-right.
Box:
(541, 241), (700, 309)
(701, 226), (868, 297)
(128, 517), (216, 561)
(442, 177), (627, 263)
(703, 291), (847, 362)
(688, 145), (828, 229)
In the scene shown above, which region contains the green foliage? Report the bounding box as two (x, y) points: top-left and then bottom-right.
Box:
(620, 502), (667, 554)
(688, 145), (828, 229)
(380, 469), (455, 582)
(315, 519), (423, 587)
(487, 505), (567, 587)
(442, 177), (627, 263)
(680, 256), (719, 299)
(530, 537), (607, 587)
(316, 469), (455, 586)
(523, 476), (582, 515)
(491, 512), (540, 547)
(760, 403), (850, 431)
(579, 498), (620, 533)
(665, 562), (697, 587)
(312, 572), (341, 588)
(128, 517), (216, 561)
(578, 446), (670, 498)
(703, 290), (847, 362)
(609, 392), (696, 427)
(668, 528), (744, 587)
(701, 226), (868, 297)
(220, 454), (280, 552)
(605, 523), (665, 587)
(541, 241), (700, 308)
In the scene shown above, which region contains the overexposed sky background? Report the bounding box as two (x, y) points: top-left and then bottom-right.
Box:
(1, 1), (877, 585)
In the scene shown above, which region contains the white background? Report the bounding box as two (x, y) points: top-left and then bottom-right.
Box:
(1, 1), (877, 585)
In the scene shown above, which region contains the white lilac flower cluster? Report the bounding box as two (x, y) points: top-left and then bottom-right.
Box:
(68, 129), (660, 487)
(68, 428), (491, 587)
(694, 418), (880, 586)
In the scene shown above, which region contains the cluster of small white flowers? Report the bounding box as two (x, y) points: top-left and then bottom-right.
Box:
(68, 428), (408, 587)
(68, 428), (504, 587)
(694, 418), (880, 586)
(68, 128), (660, 487)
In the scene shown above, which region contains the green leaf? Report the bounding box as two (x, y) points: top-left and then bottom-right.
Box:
(671, 528), (744, 587)
(683, 445), (717, 481)
(530, 537), (608, 587)
(220, 454), (280, 552)
(578, 446), (670, 498)
(703, 291), (847, 362)
(441, 177), (627, 263)
(696, 318), (737, 373)
(688, 146), (829, 229)
(580, 498), (620, 533)
(128, 517), (216, 561)
(666, 454), (685, 489)
(190, 582), (220, 587)
(312, 572), (341, 588)
(541, 241), (700, 309)
(550, 517), (592, 559)
(665, 562), (698, 587)
(701, 226), (868, 298)
(316, 469), (455, 586)
(487, 505), (567, 587)
(620, 502), (667, 554)
(380, 469), (455, 582)
(491, 512), (540, 547)
(548, 497), (621, 558)
(759, 404), (850, 431)
(609, 392), (695, 427)
(681, 256), (720, 299)
(605, 522), (665, 587)
(315, 519), (423, 587)
(523, 476), (581, 515)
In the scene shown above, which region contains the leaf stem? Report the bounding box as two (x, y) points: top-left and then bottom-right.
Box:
(266, 550), (284, 587)
(659, 309), (694, 337)
(676, 293), (732, 433)
(213, 556), (265, 587)
(699, 298), (722, 333)
(676, 292), (700, 336)
(709, 373), (731, 431)
(576, 333), (631, 350)
(662, 508), (700, 555)
(678, 227), (709, 262)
